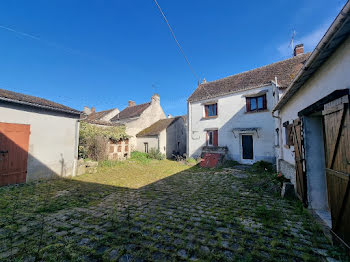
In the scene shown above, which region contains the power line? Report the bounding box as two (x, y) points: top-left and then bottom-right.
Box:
(153, 0), (200, 82)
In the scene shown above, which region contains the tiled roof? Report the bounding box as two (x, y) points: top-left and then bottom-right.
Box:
(136, 117), (182, 137)
(188, 53), (311, 102)
(0, 88), (81, 115)
(111, 102), (151, 121)
(87, 108), (117, 121)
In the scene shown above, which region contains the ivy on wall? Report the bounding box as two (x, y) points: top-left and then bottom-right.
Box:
(79, 121), (128, 160)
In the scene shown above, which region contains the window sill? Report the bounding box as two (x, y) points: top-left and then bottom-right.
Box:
(245, 109), (269, 114)
(201, 116), (218, 120)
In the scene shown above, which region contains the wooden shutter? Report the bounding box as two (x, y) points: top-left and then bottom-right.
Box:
(246, 98), (251, 112)
(204, 105), (208, 117)
(263, 95), (267, 110)
(206, 131), (209, 146)
(213, 130), (218, 146)
(292, 118), (307, 205)
(286, 124), (294, 146)
(322, 97), (350, 246)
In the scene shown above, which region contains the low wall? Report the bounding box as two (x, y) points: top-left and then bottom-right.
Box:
(279, 159), (296, 189)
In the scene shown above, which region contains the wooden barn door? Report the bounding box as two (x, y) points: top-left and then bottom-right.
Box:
(0, 123), (30, 186)
(322, 96), (350, 246)
(292, 118), (308, 205)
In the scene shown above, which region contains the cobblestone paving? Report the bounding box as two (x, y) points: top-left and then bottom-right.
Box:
(0, 167), (347, 261)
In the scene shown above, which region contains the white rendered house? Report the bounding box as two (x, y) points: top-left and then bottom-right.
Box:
(187, 52), (310, 164)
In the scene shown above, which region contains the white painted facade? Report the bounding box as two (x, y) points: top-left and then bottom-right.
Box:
(0, 102), (80, 182)
(136, 117), (187, 158)
(275, 35), (350, 218)
(188, 85), (278, 164)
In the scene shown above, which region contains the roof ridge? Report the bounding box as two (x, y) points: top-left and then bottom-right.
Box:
(200, 53), (311, 87)
(0, 88), (80, 114)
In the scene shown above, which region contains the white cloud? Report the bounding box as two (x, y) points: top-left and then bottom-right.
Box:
(277, 20), (332, 58)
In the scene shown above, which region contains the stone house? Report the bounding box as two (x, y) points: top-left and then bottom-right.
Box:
(110, 94), (166, 151)
(187, 51), (309, 165)
(272, 2), (350, 246)
(82, 107), (130, 160)
(136, 116), (187, 158)
(0, 88), (81, 186)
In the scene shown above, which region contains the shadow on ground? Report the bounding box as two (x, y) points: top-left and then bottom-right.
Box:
(0, 164), (348, 262)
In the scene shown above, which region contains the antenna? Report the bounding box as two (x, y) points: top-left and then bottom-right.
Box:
(288, 30), (296, 56)
(152, 83), (158, 93)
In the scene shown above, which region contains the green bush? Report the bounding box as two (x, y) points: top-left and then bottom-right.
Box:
(79, 121), (128, 161)
(147, 148), (165, 160)
(130, 151), (150, 163)
(252, 160), (274, 172)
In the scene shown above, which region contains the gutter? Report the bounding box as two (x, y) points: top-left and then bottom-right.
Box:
(0, 96), (81, 116)
(273, 1), (350, 112)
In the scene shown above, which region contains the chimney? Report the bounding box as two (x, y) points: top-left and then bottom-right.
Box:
(294, 44), (304, 56)
(91, 107), (95, 113)
(83, 106), (92, 115)
(201, 78), (207, 84)
(151, 93), (160, 104)
(168, 114), (173, 118)
(128, 100), (135, 107)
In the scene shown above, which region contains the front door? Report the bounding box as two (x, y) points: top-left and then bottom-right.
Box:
(0, 122), (30, 186)
(241, 134), (253, 164)
(322, 96), (350, 246)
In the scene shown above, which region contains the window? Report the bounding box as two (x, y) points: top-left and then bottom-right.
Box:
(144, 142), (149, 153)
(109, 146), (114, 153)
(275, 128), (280, 146)
(206, 130), (218, 146)
(283, 121), (294, 147)
(204, 103), (218, 118)
(125, 145), (129, 152)
(246, 95), (267, 112)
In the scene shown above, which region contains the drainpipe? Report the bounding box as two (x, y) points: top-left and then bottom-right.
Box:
(272, 77), (283, 171)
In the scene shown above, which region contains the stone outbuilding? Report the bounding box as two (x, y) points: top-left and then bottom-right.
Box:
(81, 107), (130, 160)
(273, 2), (350, 247)
(111, 94), (166, 151)
(0, 88), (81, 186)
(136, 116), (187, 158)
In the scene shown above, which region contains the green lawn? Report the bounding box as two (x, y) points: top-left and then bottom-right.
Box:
(75, 159), (193, 188)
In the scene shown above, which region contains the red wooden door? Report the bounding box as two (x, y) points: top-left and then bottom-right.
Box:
(0, 122), (30, 186)
(322, 96), (350, 246)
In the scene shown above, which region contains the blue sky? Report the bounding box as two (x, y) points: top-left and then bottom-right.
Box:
(0, 0), (346, 116)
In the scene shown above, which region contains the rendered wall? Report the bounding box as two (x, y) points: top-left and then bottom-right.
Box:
(188, 85), (276, 163)
(0, 102), (79, 182)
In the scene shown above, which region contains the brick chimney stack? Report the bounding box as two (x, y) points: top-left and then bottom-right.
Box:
(294, 44), (304, 56)
(91, 107), (95, 113)
(128, 100), (135, 107)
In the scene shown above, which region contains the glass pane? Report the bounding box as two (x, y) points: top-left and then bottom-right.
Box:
(250, 98), (257, 110)
(208, 132), (213, 145)
(257, 97), (263, 109)
(208, 104), (217, 116)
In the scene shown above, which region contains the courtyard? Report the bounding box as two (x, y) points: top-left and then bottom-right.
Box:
(0, 158), (347, 262)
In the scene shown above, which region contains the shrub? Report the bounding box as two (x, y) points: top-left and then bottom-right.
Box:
(252, 160), (274, 172)
(79, 121), (127, 161)
(130, 151), (150, 163)
(147, 148), (165, 160)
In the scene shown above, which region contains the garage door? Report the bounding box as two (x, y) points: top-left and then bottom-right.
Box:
(0, 122), (30, 186)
